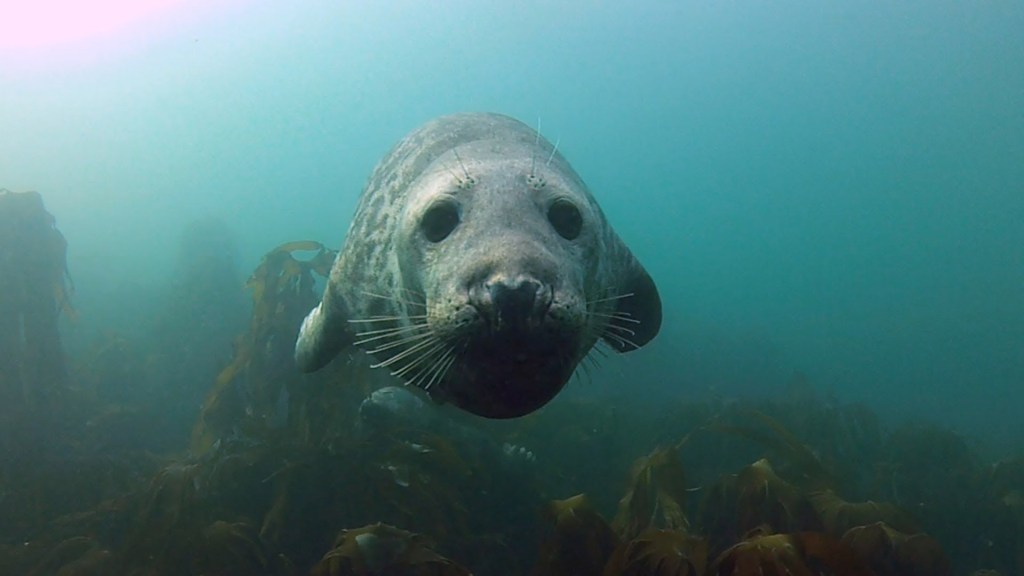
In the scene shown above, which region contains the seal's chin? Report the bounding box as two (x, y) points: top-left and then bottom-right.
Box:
(439, 333), (579, 418)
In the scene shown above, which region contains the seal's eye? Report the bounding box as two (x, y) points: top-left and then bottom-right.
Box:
(547, 199), (582, 240)
(421, 201), (460, 242)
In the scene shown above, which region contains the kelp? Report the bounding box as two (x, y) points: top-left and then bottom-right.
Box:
(3, 225), (1022, 575)
(193, 520), (293, 576)
(700, 458), (822, 554)
(842, 522), (950, 576)
(27, 536), (114, 576)
(985, 458), (1024, 575)
(148, 216), (249, 436)
(534, 494), (620, 576)
(809, 490), (918, 537)
(311, 523), (471, 576)
(710, 410), (838, 493)
(603, 528), (707, 576)
(878, 424), (981, 571)
(190, 240), (338, 454)
(0, 189), (72, 410)
(612, 445), (691, 539)
(709, 528), (873, 576)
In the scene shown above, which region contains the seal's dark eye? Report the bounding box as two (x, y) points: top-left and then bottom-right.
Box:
(547, 199), (582, 240)
(421, 201), (460, 242)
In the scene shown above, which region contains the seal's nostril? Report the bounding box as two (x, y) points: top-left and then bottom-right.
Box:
(486, 278), (541, 326)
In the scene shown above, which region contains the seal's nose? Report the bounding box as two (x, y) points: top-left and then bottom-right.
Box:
(474, 275), (549, 330)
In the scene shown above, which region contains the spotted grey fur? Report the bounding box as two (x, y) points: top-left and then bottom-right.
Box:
(296, 112), (661, 418)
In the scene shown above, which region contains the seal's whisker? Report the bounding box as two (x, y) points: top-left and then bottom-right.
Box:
(353, 324), (431, 346)
(601, 330), (641, 351)
(397, 287), (426, 302)
(423, 349), (458, 392)
(602, 323), (637, 337)
(365, 331), (436, 355)
(545, 136), (561, 166)
(586, 292), (635, 305)
(405, 347), (442, 389)
(440, 157), (464, 185)
(353, 322), (430, 338)
(370, 336), (444, 369)
(392, 340), (447, 379)
(589, 311), (642, 324)
(362, 291), (427, 309)
(452, 149), (471, 180)
(531, 117), (542, 177)
(347, 315), (427, 324)
(403, 342), (444, 383)
(412, 347), (448, 390)
(580, 323), (606, 344)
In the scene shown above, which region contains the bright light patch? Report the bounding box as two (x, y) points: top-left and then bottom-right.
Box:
(0, 0), (191, 49)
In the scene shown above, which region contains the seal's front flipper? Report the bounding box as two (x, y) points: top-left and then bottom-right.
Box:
(295, 297), (353, 372)
(604, 255), (662, 353)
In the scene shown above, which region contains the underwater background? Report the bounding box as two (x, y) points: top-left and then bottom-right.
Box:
(2, 1), (1023, 575)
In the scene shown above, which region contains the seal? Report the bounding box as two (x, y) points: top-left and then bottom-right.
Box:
(296, 112), (661, 418)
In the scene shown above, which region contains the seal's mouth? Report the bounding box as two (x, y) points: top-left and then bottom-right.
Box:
(438, 331), (579, 418)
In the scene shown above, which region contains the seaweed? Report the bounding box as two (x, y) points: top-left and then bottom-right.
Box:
(809, 489), (918, 537)
(709, 410), (838, 493)
(533, 494), (620, 576)
(3, 224), (1022, 576)
(709, 528), (873, 576)
(612, 445), (691, 539)
(603, 528), (707, 576)
(0, 189), (72, 410)
(842, 522), (950, 576)
(311, 523), (471, 576)
(190, 240), (339, 454)
(700, 458), (823, 555)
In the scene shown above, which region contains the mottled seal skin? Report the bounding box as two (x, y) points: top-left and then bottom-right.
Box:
(296, 112), (661, 418)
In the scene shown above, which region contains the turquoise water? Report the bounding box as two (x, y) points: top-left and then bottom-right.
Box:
(2, 1), (1022, 451)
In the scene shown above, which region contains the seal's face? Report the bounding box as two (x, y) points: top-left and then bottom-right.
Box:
(295, 113), (661, 419)
(396, 143), (597, 417)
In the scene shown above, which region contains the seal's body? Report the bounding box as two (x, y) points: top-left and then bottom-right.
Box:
(296, 113), (661, 418)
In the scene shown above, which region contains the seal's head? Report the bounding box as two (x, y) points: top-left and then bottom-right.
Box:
(296, 113), (661, 418)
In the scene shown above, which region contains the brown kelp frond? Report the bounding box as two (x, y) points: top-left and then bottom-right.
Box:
(311, 523), (471, 576)
(710, 528), (873, 576)
(191, 240), (338, 454)
(604, 528), (708, 576)
(809, 489), (918, 537)
(365, 432), (474, 544)
(535, 494), (621, 576)
(193, 520), (292, 576)
(842, 522), (951, 576)
(710, 410), (839, 493)
(613, 445), (691, 540)
(0, 189), (71, 408)
(26, 536), (113, 576)
(700, 458), (822, 553)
